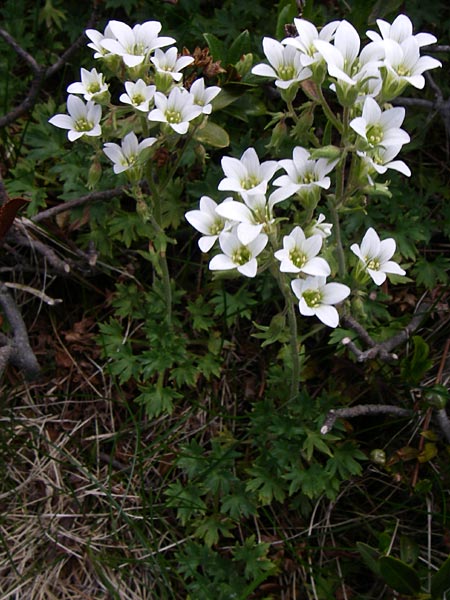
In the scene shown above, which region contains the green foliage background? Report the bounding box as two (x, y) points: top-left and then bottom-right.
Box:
(1, 0), (450, 598)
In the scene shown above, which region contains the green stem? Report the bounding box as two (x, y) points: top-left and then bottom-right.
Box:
(317, 86), (343, 134)
(328, 197), (346, 278)
(270, 261), (300, 399)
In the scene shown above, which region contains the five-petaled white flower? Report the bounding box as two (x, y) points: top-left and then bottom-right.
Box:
(103, 131), (156, 174)
(215, 194), (274, 245)
(209, 230), (268, 278)
(366, 14), (437, 48)
(350, 96), (410, 149)
(86, 23), (116, 59)
(120, 79), (156, 112)
(291, 275), (350, 328)
(49, 94), (102, 141)
(218, 147), (279, 200)
(274, 226), (331, 275)
(251, 37), (312, 89)
(350, 227), (406, 285)
(99, 20), (175, 68)
(151, 47), (194, 82)
(381, 38), (441, 96)
(357, 143), (411, 181)
(270, 146), (336, 204)
(309, 213), (333, 239)
(283, 18), (339, 68)
(188, 78), (221, 115)
(185, 196), (234, 252)
(67, 68), (109, 102)
(148, 87), (203, 134)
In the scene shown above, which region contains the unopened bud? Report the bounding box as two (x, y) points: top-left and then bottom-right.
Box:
(370, 449), (386, 465)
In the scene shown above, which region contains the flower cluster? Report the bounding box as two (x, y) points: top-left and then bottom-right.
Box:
(187, 14), (436, 327)
(251, 14), (440, 180)
(49, 19), (221, 178)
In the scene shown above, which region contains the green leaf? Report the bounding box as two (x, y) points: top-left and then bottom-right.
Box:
(401, 335), (432, 386)
(194, 515), (234, 547)
(378, 556), (421, 595)
(193, 121), (230, 148)
(400, 535), (420, 566)
(275, 0), (298, 39)
(227, 29), (250, 65)
(203, 32), (226, 63)
(356, 542), (381, 576)
(431, 554), (450, 598)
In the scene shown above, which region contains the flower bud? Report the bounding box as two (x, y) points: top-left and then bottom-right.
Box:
(235, 53), (253, 77)
(87, 158), (102, 189)
(370, 449), (386, 465)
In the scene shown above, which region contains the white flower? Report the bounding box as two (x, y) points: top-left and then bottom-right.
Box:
(103, 132), (156, 174)
(274, 226), (330, 275)
(120, 79), (156, 112)
(209, 230), (268, 278)
(291, 275), (350, 328)
(215, 194), (272, 244)
(151, 47), (194, 82)
(218, 147), (279, 200)
(314, 20), (362, 86)
(189, 78), (221, 115)
(269, 146), (336, 204)
(67, 68), (109, 101)
(381, 38), (441, 93)
(309, 213), (333, 239)
(86, 23), (116, 59)
(185, 196), (234, 252)
(251, 37), (311, 89)
(99, 20), (175, 68)
(283, 18), (339, 68)
(357, 144), (411, 180)
(148, 87), (203, 134)
(48, 94), (102, 141)
(350, 227), (406, 285)
(350, 96), (410, 149)
(366, 14), (437, 48)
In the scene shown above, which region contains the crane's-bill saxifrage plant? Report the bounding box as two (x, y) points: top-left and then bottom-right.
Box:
(47, 11), (450, 598)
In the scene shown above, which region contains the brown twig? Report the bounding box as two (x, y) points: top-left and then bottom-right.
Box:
(8, 229), (71, 274)
(31, 186), (128, 223)
(0, 281), (40, 380)
(341, 305), (429, 363)
(320, 405), (413, 435)
(0, 4), (100, 130)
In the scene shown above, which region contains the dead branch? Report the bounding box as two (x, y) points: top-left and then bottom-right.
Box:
(320, 405), (413, 435)
(341, 305), (429, 363)
(0, 3), (100, 129)
(31, 186), (128, 223)
(0, 281), (40, 380)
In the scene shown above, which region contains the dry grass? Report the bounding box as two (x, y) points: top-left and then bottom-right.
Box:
(0, 364), (187, 600)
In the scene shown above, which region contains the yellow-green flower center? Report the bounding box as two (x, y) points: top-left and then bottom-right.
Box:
(210, 219), (224, 235)
(303, 289), (322, 307)
(166, 110), (181, 124)
(241, 176), (260, 190)
(87, 81), (101, 94)
(132, 93), (146, 105)
(232, 247), (251, 265)
(75, 118), (94, 132)
(367, 258), (380, 270)
(397, 65), (411, 77)
(278, 64), (296, 80)
(289, 248), (307, 269)
(366, 125), (383, 145)
(298, 171), (316, 185)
